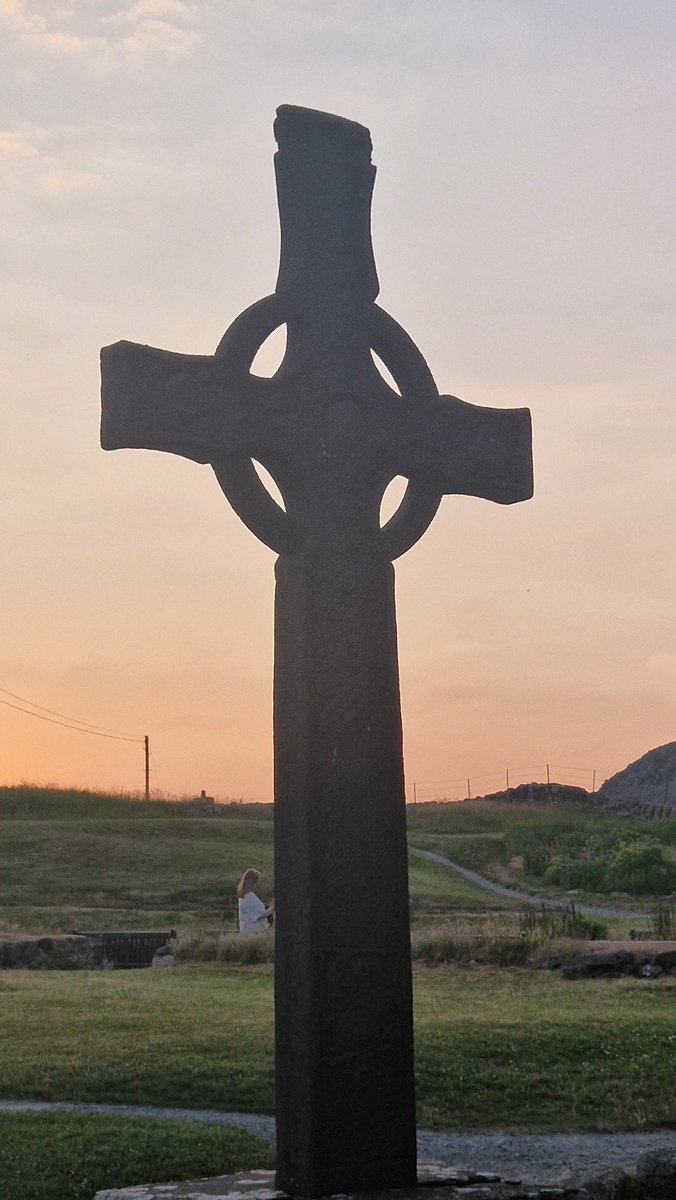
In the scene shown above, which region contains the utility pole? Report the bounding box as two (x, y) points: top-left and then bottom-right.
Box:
(144, 735), (150, 801)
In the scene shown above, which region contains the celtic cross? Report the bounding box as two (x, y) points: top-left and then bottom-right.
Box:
(101, 105), (532, 1198)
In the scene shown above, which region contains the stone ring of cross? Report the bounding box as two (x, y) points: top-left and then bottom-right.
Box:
(211, 291), (446, 562)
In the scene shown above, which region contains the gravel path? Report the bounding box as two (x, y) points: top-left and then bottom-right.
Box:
(412, 847), (646, 919)
(3, 1100), (676, 1186)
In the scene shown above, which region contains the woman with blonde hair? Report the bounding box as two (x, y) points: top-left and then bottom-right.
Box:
(236, 868), (274, 934)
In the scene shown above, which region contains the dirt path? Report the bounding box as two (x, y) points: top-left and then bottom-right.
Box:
(412, 847), (646, 919)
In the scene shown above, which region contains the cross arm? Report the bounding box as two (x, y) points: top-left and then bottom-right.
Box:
(383, 392), (533, 505)
(100, 340), (253, 464)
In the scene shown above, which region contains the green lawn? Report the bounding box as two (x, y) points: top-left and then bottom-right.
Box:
(1, 964), (674, 1133)
(0, 1112), (272, 1200)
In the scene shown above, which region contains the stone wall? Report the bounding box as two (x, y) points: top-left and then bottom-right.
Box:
(0, 935), (108, 970)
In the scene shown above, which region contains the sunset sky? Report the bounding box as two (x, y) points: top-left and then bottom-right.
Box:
(1, 1), (674, 801)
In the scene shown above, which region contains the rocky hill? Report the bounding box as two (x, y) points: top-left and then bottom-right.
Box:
(597, 742), (676, 817)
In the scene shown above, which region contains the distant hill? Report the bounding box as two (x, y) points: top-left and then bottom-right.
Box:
(597, 742), (676, 817)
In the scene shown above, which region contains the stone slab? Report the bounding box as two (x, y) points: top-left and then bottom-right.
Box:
(94, 1163), (592, 1200)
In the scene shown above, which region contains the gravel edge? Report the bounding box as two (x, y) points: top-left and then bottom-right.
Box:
(3, 1101), (676, 1187)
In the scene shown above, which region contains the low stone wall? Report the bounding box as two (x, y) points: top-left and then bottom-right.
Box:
(595, 797), (675, 819)
(541, 942), (676, 980)
(0, 935), (108, 970)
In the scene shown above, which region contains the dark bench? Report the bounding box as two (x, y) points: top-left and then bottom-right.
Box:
(72, 929), (176, 968)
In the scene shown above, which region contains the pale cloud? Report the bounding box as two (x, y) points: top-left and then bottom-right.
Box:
(0, 0), (202, 59)
(0, 129), (39, 158)
(0, 0), (100, 53)
(0, 124), (101, 198)
(102, 0), (201, 58)
(0, 121), (195, 203)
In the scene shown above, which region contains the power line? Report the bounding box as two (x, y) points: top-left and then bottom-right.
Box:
(0, 696), (143, 742)
(0, 685), (140, 738)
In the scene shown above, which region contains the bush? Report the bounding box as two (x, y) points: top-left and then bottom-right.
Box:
(604, 842), (676, 896)
(542, 855), (606, 891)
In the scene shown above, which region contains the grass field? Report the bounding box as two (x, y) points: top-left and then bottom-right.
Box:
(0, 809), (505, 934)
(0, 1112), (272, 1200)
(1, 786), (675, 1199)
(1, 963), (674, 1132)
(0, 815), (275, 933)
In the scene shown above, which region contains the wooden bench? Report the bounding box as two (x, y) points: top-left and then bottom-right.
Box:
(72, 929), (176, 968)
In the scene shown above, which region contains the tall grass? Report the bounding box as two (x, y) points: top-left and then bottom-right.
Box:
(649, 898), (676, 940)
(411, 925), (530, 966)
(519, 901), (608, 941)
(175, 930), (275, 964)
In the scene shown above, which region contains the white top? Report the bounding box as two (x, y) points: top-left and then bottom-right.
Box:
(238, 890), (269, 934)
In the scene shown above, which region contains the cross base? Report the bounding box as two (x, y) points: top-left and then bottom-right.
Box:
(93, 1162), (540, 1200)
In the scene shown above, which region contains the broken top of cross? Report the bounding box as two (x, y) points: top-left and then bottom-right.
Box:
(101, 104), (532, 564)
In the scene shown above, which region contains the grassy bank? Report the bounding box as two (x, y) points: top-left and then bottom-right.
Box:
(407, 801), (676, 898)
(1, 964), (674, 1132)
(0, 818), (500, 935)
(0, 816), (275, 933)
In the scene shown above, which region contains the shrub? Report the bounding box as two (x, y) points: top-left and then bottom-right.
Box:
(522, 844), (550, 877)
(604, 842), (676, 896)
(483, 937), (532, 966)
(543, 855), (606, 891)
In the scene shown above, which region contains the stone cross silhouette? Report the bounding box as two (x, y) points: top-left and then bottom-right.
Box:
(101, 105), (532, 1198)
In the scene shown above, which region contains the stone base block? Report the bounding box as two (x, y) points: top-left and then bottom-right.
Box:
(94, 1162), (594, 1200)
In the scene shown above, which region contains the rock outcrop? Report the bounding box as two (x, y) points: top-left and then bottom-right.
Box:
(478, 782), (591, 806)
(597, 742), (676, 817)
